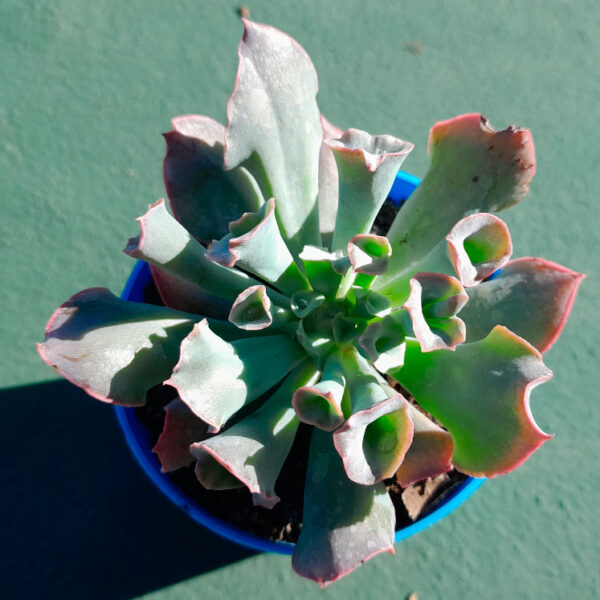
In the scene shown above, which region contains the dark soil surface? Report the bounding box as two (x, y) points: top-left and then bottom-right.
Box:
(134, 194), (468, 544)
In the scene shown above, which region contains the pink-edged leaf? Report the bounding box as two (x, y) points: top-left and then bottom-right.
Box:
(153, 398), (210, 472)
(390, 326), (553, 477)
(191, 362), (318, 508)
(165, 320), (306, 432)
(124, 199), (288, 307)
(357, 311), (406, 373)
(460, 257), (585, 353)
(383, 113), (535, 280)
(318, 115), (343, 245)
(327, 128), (413, 251)
(347, 234), (392, 276)
(395, 403), (453, 487)
(298, 246), (350, 298)
(207, 198), (309, 295)
(292, 351), (346, 431)
(163, 115), (264, 244)
(225, 19), (322, 255)
(37, 288), (196, 406)
(193, 453), (244, 490)
(375, 213), (512, 303)
(292, 429), (395, 586)
(333, 348), (413, 484)
(150, 265), (230, 320)
(229, 285), (273, 330)
(403, 273), (467, 352)
(446, 213), (512, 286)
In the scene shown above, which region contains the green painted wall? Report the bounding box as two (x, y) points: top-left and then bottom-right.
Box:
(2, 0), (598, 598)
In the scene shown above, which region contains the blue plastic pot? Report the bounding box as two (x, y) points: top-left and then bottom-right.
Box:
(114, 170), (485, 555)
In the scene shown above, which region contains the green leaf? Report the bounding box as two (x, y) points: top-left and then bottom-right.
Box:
(124, 199), (288, 306)
(327, 128), (413, 251)
(390, 326), (553, 477)
(292, 352), (346, 431)
(317, 116), (343, 246)
(163, 115), (263, 243)
(292, 429), (395, 586)
(166, 320), (306, 431)
(333, 348), (413, 484)
(357, 311), (407, 373)
(347, 234), (392, 276)
(207, 199), (309, 295)
(382, 113), (534, 280)
(403, 272), (467, 352)
(38, 288), (197, 406)
(375, 213), (512, 304)
(191, 361), (318, 508)
(299, 246), (349, 298)
(224, 19), (322, 255)
(229, 284), (293, 331)
(459, 258), (585, 352)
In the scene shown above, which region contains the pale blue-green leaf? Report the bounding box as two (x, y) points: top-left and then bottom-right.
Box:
(292, 429), (395, 586)
(164, 115), (263, 243)
(166, 320), (306, 431)
(191, 361), (318, 508)
(38, 288), (197, 406)
(389, 327), (553, 477)
(382, 113), (534, 281)
(207, 199), (308, 295)
(124, 199), (288, 306)
(224, 20), (322, 255)
(328, 128), (413, 252)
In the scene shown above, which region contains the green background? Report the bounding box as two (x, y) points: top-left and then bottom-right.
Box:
(2, 0), (598, 598)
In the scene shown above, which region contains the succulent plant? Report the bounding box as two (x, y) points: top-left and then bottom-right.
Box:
(38, 19), (583, 586)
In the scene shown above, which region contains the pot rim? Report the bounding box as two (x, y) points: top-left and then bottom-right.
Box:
(114, 170), (485, 555)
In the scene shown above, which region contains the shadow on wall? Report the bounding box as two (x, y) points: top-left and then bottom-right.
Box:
(1, 380), (253, 600)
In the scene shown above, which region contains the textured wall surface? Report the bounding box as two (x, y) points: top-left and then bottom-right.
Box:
(2, 1), (598, 598)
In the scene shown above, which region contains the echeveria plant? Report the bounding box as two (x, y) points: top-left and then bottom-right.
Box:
(39, 20), (583, 585)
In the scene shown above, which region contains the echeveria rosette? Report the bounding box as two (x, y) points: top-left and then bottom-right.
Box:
(38, 18), (584, 587)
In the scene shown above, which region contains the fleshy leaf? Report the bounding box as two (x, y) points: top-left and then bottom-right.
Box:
(394, 403), (453, 487)
(295, 320), (335, 369)
(318, 116), (343, 245)
(224, 19), (322, 254)
(333, 349), (413, 484)
(166, 320), (306, 431)
(194, 453), (244, 490)
(327, 128), (413, 251)
(229, 285), (292, 331)
(191, 362), (318, 508)
(153, 398), (210, 472)
(290, 290), (326, 318)
(459, 257), (585, 352)
(37, 288), (196, 406)
(446, 213), (513, 286)
(390, 326), (553, 477)
(403, 273), (468, 352)
(299, 246), (350, 298)
(124, 199), (288, 307)
(150, 265), (230, 319)
(350, 288), (391, 318)
(207, 198), (309, 295)
(292, 352), (346, 431)
(163, 115), (263, 243)
(375, 213), (512, 303)
(292, 429), (395, 586)
(357, 311), (407, 373)
(383, 113), (535, 280)
(347, 234), (392, 276)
